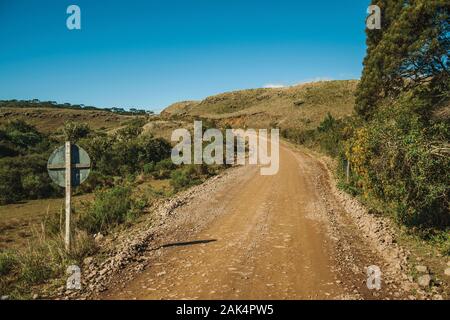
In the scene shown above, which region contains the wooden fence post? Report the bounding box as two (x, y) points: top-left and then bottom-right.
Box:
(65, 141), (71, 251)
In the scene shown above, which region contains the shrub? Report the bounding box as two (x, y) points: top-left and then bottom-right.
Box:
(76, 171), (114, 194)
(69, 230), (98, 261)
(138, 135), (172, 164)
(2, 120), (43, 150)
(0, 166), (23, 204)
(0, 251), (18, 276)
(281, 127), (315, 144)
(17, 245), (55, 285)
(0, 154), (60, 204)
(143, 162), (155, 175)
(152, 158), (177, 179)
(81, 131), (172, 177)
(62, 121), (90, 142)
(0, 229), (96, 295)
(116, 123), (143, 141)
(78, 186), (135, 233)
(22, 173), (50, 199)
(170, 165), (203, 191)
(346, 95), (450, 227)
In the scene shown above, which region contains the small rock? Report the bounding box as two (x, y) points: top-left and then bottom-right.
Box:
(415, 265), (428, 273)
(156, 271), (166, 277)
(99, 268), (108, 276)
(83, 257), (94, 266)
(432, 294), (443, 300)
(1, 295), (9, 300)
(135, 265), (145, 272)
(417, 274), (432, 288)
(32, 294), (39, 300)
(384, 235), (393, 244)
(94, 233), (104, 242)
(444, 268), (450, 276)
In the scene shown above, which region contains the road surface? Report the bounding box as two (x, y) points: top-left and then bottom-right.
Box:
(99, 141), (401, 300)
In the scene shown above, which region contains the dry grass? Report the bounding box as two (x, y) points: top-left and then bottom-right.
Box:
(0, 107), (139, 134)
(161, 80), (358, 130)
(0, 194), (93, 251)
(0, 176), (172, 253)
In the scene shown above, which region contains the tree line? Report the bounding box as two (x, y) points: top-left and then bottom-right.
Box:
(0, 100), (155, 116)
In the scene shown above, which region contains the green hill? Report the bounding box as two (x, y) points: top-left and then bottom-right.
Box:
(161, 80), (358, 130)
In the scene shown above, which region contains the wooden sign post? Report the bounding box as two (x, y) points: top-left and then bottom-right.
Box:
(47, 143), (91, 252)
(65, 141), (72, 251)
(346, 159), (350, 184)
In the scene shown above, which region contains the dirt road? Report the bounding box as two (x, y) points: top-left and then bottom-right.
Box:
(99, 141), (410, 300)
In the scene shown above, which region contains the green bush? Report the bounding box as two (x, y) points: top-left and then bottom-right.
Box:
(143, 162), (155, 175)
(0, 118), (173, 204)
(0, 154), (60, 204)
(0, 251), (18, 276)
(282, 113), (350, 158)
(138, 135), (172, 165)
(0, 230), (96, 296)
(62, 121), (91, 142)
(22, 173), (50, 199)
(152, 158), (177, 179)
(2, 120), (43, 150)
(348, 0), (449, 230)
(17, 246), (55, 285)
(78, 186), (137, 233)
(0, 166), (23, 204)
(0, 120), (61, 204)
(346, 94), (449, 228)
(170, 165), (205, 191)
(76, 171), (114, 194)
(68, 230), (98, 262)
(81, 131), (172, 177)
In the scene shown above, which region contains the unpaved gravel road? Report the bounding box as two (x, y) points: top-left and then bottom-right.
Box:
(98, 141), (417, 300)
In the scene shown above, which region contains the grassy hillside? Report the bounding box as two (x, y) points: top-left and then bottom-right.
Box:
(0, 107), (139, 134)
(161, 80), (358, 130)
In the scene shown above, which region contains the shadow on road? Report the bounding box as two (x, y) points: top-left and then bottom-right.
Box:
(160, 239), (217, 249)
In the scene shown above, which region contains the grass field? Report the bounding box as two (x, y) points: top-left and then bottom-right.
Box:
(161, 80), (357, 130)
(0, 194), (92, 251)
(0, 107), (142, 134)
(0, 178), (172, 252)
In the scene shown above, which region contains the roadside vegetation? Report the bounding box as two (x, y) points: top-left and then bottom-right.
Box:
(0, 115), (228, 298)
(283, 0), (449, 253)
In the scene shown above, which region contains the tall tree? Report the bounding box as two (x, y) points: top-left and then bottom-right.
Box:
(356, 0), (449, 118)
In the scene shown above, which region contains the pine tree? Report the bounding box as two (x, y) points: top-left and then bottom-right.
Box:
(356, 0), (449, 118)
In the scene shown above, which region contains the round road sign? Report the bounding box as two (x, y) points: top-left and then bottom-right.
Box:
(47, 144), (91, 187)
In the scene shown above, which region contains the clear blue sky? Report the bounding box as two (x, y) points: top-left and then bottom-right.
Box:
(0, 0), (370, 112)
